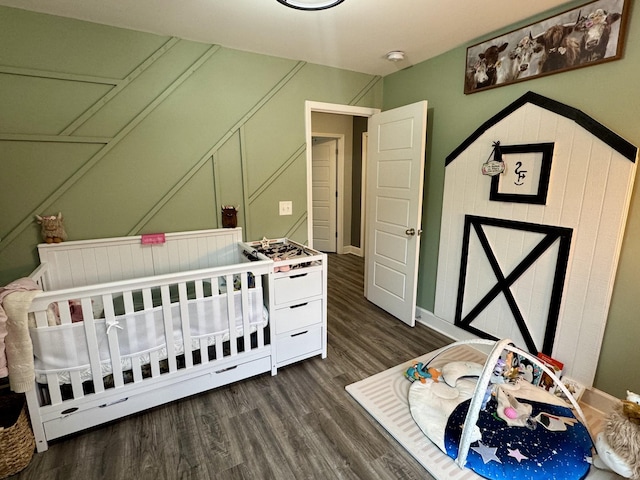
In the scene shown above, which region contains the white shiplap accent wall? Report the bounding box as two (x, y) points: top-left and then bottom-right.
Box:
(434, 102), (636, 386)
(37, 228), (244, 289)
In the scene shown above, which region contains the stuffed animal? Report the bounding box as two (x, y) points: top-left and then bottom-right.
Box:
(593, 390), (640, 479)
(35, 212), (67, 243)
(405, 362), (439, 384)
(221, 205), (238, 228)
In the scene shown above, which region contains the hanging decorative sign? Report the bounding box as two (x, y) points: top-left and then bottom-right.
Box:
(481, 141), (505, 176)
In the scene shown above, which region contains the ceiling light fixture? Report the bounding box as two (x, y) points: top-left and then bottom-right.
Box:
(386, 51), (406, 62)
(276, 0), (345, 11)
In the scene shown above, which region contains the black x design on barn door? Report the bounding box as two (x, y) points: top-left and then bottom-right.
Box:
(454, 215), (572, 354)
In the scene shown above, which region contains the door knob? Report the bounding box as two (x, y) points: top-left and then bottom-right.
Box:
(405, 228), (415, 236)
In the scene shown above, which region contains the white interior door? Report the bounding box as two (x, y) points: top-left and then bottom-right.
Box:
(312, 137), (337, 252)
(365, 101), (428, 326)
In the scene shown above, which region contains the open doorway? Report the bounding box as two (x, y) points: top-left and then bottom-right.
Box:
(312, 136), (339, 252)
(307, 101), (428, 326)
(305, 102), (380, 255)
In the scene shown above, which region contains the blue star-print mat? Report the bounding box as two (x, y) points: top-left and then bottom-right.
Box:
(444, 398), (593, 480)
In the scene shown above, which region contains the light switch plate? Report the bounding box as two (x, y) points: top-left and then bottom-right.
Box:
(279, 201), (293, 215)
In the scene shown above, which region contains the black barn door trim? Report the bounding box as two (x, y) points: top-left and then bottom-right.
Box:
(455, 215), (572, 354)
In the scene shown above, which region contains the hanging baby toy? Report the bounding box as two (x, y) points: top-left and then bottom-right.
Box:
(35, 212), (67, 243)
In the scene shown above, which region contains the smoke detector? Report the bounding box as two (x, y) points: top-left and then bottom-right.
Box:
(386, 51), (406, 62)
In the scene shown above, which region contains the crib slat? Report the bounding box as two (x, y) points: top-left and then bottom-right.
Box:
(225, 274), (237, 356)
(214, 332), (223, 361)
(33, 310), (49, 328)
(58, 300), (73, 325)
(103, 293), (124, 388)
(141, 288), (161, 378)
(131, 357), (142, 383)
(160, 285), (178, 373)
(242, 277), (252, 351)
(122, 291), (134, 314)
(196, 279), (208, 364)
(47, 373), (63, 405)
(81, 298), (105, 394)
(256, 273), (265, 348)
(178, 282), (193, 369)
(150, 351), (161, 378)
(70, 370), (84, 399)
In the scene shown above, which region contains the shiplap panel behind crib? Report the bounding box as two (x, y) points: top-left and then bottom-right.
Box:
(38, 228), (243, 290)
(435, 101), (637, 386)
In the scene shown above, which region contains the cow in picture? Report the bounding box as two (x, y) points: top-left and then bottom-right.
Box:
(576, 9), (622, 63)
(466, 59), (491, 90)
(497, 32), (544, 83)
(466, 42), (509, 90)
(535, 23), (581, 73)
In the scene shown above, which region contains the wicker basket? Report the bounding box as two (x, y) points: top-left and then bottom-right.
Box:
(0, 393), (35, 479)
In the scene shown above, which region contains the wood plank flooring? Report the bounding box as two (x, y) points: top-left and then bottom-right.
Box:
(14, 254), (453, 480)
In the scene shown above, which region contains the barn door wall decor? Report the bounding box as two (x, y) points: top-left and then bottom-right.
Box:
(434, 91), (637, 387)
(455, 215), (572, 355)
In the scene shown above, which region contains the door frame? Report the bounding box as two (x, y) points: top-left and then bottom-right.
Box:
(305, 101), (380, 250)
(311, 134), (343, 252)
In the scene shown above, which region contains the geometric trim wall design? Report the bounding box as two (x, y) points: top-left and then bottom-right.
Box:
(0, 11), (383, 271)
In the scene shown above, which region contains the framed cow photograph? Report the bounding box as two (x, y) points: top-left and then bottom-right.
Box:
(464, 0), (631, 94)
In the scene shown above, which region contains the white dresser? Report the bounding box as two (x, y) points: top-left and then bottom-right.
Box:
(242, 238), (327, 371)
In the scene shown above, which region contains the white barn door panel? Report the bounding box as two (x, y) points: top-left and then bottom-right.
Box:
(434, 92), (637, 386)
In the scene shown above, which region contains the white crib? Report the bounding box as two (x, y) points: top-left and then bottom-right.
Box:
(22, 228), (274, 452)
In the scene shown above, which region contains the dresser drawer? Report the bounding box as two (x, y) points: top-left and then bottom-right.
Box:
(276, 325), (323, 364)
(274, 270), (323, 305)
(275, 299), (322, 334)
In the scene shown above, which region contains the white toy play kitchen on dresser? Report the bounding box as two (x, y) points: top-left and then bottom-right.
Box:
(242, 237), (327, 370)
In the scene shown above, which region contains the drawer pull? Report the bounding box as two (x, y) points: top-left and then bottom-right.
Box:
(215, 365), (238, 374)
(290, 302), (308, 309)
(99, 397), (128, 408)
(289, 273), (308, 279)
(61, 407), (79, 415)
(291, 330), (308, 337)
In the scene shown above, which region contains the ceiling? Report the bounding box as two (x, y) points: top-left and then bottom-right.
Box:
(0, 0), (576, 76)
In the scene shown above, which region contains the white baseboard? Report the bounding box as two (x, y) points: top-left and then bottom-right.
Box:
(342, 245), (362, 256)
(415, 306), (480, 342)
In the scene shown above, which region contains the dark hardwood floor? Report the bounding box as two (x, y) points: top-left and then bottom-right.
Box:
(15, 254), (452, 480)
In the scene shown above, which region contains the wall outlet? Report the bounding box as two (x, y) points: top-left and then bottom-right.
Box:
(279, 201), (293, 216)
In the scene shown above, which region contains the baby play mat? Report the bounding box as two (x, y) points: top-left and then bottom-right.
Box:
(345, 343), (619, 480)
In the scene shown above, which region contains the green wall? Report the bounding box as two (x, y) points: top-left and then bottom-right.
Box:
(0, 7), (382, 284)
(383, 1), (640, 397)
(2, 3), (638, 397)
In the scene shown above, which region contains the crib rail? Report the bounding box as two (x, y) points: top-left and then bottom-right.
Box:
(25, 254), (273, 451)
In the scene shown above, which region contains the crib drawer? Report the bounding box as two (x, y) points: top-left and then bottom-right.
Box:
(273, 269), (323, 305)
(276, 325), (323, 364)
(275, 299), (323, 334)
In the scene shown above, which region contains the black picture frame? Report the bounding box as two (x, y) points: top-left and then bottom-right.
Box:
(490, 143), (554, 205)
(464, 0), (631, 94)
